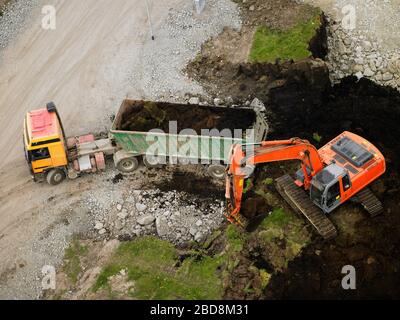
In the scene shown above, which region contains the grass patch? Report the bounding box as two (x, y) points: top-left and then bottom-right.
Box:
(260, 207), (293, 229)
(93, 236), (224, 300)
(313, 132), (322, 143)
(257, 208), (311, 270)
(63, 239), (88, 284)
(225, 224), (247, 252)
(259, 269), (272, 289)
(249, 11), (322, 63)
(242, 179), (253, 194)
(262, 177), (274, 186)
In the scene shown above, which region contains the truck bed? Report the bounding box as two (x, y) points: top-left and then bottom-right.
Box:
(113, 100), (256, 134)
(110, 100), (268, 163)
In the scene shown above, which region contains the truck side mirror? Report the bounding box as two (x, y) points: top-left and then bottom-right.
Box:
(46, 102), (57, 113)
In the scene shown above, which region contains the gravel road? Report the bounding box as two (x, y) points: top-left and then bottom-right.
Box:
(0, 0), (241, 299)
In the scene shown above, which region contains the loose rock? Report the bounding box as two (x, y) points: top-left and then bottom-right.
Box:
(137, 214), (155, 226)
(135, 203), (147, 212)
(156, 217), (169, 237)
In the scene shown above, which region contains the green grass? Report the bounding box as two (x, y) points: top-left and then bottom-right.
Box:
(313, 132), (322, 143)
(225, 224), (247, 252)
(242, 179), (253, 194)
(260, 207), (293, 229)
(93, 236), (224, 300)
(262, 178), (274, 186)
(259, 269), (272, 289)
(257, 208), (311, 270)
(249, 12), (322, 63)
(63, 239), (88, 284)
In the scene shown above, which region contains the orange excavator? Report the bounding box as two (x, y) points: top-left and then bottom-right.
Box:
(225, 131), (386, 239)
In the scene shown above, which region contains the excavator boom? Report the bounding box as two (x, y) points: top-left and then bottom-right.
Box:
(226, 137), (324, 223)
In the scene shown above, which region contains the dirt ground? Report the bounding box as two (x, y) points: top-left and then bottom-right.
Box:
(0, 0), (167, 298)
(0, 0), (240, 299)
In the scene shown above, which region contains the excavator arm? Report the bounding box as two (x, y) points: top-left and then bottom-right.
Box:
(225, 138), (324, 224)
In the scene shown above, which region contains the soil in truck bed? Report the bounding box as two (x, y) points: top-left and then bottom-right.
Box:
(115, 100), (256, 134)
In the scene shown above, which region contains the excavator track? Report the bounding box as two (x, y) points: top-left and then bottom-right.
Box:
(275, 174), (337, 240)
(356, 187), (384, 217)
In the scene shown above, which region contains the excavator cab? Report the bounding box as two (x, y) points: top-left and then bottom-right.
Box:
(23, 103), (68, 184)
(309, 163), (350, 213)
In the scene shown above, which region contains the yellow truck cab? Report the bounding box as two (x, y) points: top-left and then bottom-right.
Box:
(23, 102), (68, 185)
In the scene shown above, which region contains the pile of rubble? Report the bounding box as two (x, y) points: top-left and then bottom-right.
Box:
(327, 20), (400, 89)
(0, 0), (40, 50)
(83, 173), (225, 245)
(127, 0), (241, 101)
(298, 0), (400, 90)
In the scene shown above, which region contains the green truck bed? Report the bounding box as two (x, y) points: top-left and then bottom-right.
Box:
(110, 100), (268, 163)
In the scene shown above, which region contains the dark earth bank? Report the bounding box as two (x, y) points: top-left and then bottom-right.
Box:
(260, 75), (400, 299)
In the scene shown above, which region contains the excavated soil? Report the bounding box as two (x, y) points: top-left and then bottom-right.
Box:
(259, 76), (400, 299)
(116, 100), (255, 135)
(187, 2), (400, 298)
(153, 169), (225, 201)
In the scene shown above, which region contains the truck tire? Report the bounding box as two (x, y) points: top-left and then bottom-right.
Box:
(46, 169), (66, 185)
(143, 156), (163, 169)
(207, 164), (226, 180)
(116, 157), (139, 173)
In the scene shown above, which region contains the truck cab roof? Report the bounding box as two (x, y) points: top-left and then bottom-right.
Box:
(26, 108), (60, 144)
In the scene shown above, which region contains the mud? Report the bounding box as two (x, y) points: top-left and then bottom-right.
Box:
(111, 173), (124, 184)
(153, 170), (225, 201)
(115, 100), (256, 135)
(188, 56), (330, 104)
(308, 13), (328, 59)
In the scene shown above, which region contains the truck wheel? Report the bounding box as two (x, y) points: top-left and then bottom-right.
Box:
(143, 156), (163, 169)
(116, 157), (139, 173)
(46, 169), (66, 185)
(207, 164), (226, 180)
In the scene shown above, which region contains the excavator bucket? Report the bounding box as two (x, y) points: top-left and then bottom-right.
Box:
(224, 204), (244, 226)
(224, 176), (244, 226)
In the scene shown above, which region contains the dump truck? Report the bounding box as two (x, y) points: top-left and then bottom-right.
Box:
(23, 100), (268, 185)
